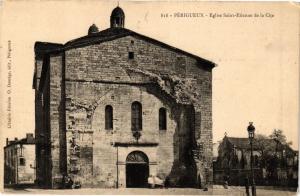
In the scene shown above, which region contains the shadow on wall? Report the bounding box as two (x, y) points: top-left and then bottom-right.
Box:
(168, 104), (197, 188)
(146, 84), (198, 187)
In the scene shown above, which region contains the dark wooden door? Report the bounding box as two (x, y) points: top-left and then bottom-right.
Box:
(126, 163), (149, 188)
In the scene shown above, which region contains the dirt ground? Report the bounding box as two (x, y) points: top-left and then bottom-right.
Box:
(3, 185), (298, 195)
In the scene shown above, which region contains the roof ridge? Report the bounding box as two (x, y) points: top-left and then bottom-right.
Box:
(62, 27), (215, 68)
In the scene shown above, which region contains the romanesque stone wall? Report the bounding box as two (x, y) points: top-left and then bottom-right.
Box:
(66, 130), (93, 187)
(34, 58), (43, 185)
(65, 83), (177, 187)
(49, 53), (66, 188)
(42, 63), (53, 188)
(35, 55), (53, 188)
(64, 35), (213, 187)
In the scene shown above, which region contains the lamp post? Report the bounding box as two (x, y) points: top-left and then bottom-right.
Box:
(247, 122), (256, 196)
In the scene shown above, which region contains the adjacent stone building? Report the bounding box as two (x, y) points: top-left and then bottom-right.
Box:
(4, 134), (36, 185)
(33, 6), (215, 188)
(214, 135), (298, 186)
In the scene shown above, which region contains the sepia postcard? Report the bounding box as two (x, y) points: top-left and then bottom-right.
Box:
(0, 0), (299, 195)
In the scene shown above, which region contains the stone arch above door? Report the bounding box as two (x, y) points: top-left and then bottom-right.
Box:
(126, 151), (149, 164)
(126, 151), (149, 188)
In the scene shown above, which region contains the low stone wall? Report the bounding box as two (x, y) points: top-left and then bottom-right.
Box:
(213, 168), (298, 187)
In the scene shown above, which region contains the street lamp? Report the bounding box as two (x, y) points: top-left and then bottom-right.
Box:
(247, 122), (256, 196)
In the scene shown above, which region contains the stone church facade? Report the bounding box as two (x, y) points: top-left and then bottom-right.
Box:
(33, 7), (215, 188)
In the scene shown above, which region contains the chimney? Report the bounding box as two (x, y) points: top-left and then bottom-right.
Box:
(26, 133), (33, 139)
(26, 133), (34, 142)
(14, 137), (18, 141)
(6, 138), (8, 146)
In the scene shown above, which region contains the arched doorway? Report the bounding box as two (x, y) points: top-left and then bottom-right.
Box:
(126, 151), (149, 188)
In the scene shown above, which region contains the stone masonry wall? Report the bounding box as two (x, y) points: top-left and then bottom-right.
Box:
(42, 60), (52, 187)
(35, 55), (53, 188)
(49, 53), (66, 188)
(34, 58), (43, 185)
(64, 35), (213, 187)
(65, 83), (178, 187)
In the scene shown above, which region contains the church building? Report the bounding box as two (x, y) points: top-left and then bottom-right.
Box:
(33, 6), (215, 188)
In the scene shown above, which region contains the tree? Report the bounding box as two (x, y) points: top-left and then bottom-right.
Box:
(255, 130), (292, 160)
(269, 129), (293, 160)
(269, 129), (287, 145)
(254, 129), (295, 184)
(254, 134), (276, 167)
(254, 134), (269, 152)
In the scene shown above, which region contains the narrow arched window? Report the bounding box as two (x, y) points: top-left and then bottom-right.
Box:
(131, 101), (142, 131)
(105, 105), (113, 130)
(159, 107), (167, 130)
(116, 17), (120, 25)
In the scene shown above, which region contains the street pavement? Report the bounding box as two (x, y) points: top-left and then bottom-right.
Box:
(3, 185), (298, 195)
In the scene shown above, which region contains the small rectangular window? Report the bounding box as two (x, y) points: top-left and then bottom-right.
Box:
(19, 157), (25, 166)
(129, 52), (134, 59)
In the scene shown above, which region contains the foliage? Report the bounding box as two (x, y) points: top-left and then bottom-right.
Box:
(269, 129), (288, 145)
(254, 129), (293, 169)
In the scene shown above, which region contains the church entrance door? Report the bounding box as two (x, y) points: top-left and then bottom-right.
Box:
(126, 151), (149, 188)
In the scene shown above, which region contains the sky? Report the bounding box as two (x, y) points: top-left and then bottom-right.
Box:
(0, 1), (299, 151)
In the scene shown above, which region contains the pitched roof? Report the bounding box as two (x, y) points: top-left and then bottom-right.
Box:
(34, 28), (216, 68)
(225, 136), (295, 154)
(63, 27), (215, 68)
(226, 137), (252, 149)
(4, 134), (35, 148)
(34, 27), (215, 91)
(34, 42), (63, 59)
(226, 137), (277, 150)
